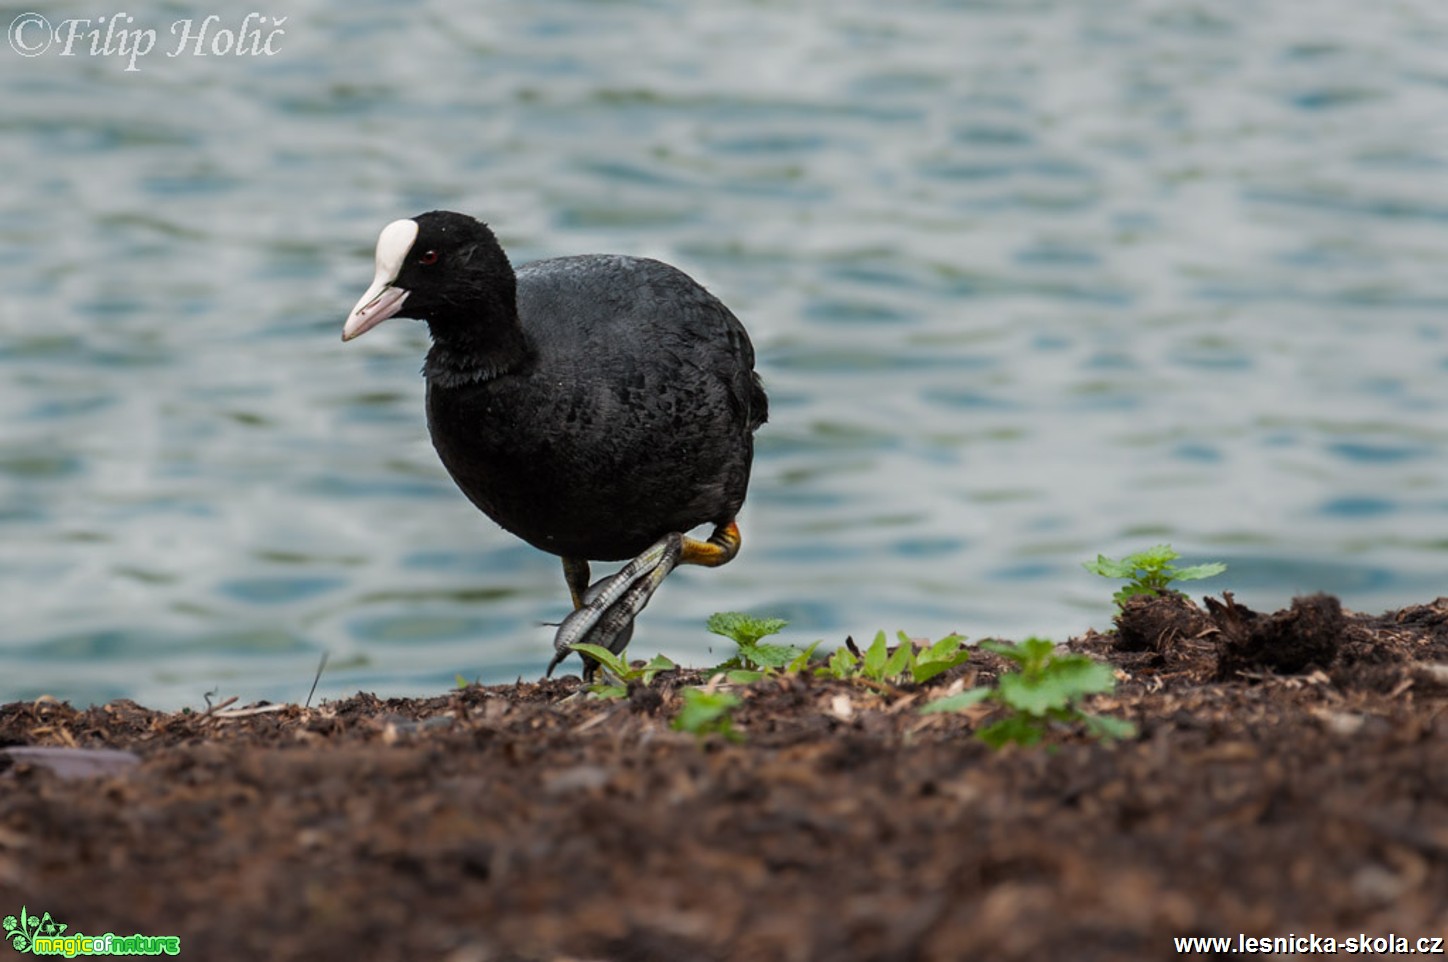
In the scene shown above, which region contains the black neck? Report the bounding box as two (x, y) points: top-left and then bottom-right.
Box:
(420, 268), (529, 387)
(424, 321), (529, 388)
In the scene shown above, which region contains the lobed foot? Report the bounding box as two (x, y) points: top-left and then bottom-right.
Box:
(546, 533), (683, 677)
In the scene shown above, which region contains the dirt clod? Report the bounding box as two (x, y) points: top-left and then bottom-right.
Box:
(1113, 591), (1212, 653)
(1211, 592), (1345, 679)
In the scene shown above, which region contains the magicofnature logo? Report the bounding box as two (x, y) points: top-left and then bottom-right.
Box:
(4, 907), (63, 953)
(4, 907), (180, 956)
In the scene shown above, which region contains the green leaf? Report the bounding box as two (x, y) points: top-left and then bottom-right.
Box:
(639, 654), (677, 684)
(1136, 570), (1171, 592)
(881, 633), (916, 681)
(978, 639), (1015, 658)
(981, 637), (1055, 670)
(822, 646), (858, 679)
(786, 641), (822, 673)
(706, 612), (789, 647)
(1082, 713), (1137, 741)
(919, 686), (992, 714)
(912, 658), (965, 684)
(923, 633), (966, 660)
(998, 655), (1115, 715)
(976, 714), (1046, 749)
(861, 631), (890, 679)
(705, 611), (747, 642)
(1047, 656), (1118, 697)
(1127, 544), (1180, 570)
(912, 634), (970, 683)
(568, 643), (632, 679)
(455, 673), (470, 690)
(673, 688), (743, 740)
(1172, 561), (1228, 582)
(1019, 637), (1058, 670)
(678, 687), (739, 717)
(997, 671), (1067, 715)
(588, 684), (628, 700)
(1082, 554), (1136, 579)
(737, 641), (800, 671)
(726, 669), (765, 684)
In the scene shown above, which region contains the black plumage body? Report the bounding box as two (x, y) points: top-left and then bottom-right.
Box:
(424, 254), (767, 561)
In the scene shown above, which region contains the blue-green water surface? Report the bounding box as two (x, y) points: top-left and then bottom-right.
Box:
(5, 1), (1448, 707)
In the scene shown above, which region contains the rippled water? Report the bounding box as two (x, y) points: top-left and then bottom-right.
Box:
(6, 0), (1448, 707)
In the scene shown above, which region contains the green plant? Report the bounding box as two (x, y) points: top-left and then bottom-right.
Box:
(819, 631), (970, 686)
(672, 688), (743, 741)
(704, 612), (821, 682)
(1083, 544), (1226, 609)
(706, 612), (793, 670)
(569, 644), (677, 699)
(922, 637), (1135, 747)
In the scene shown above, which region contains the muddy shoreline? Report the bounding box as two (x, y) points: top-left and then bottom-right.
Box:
(2, 593), (1446, 961)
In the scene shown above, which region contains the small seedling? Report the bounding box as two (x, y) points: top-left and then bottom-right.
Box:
(819, 631), (970, 686)
(706, 612), (816, 681)
(785, 641), (823, 674)
(922, 637), (1135, 747)
(569, 643), (677, 699)
(672, 687), (743, 741)
(1083, 544), (1226, 609)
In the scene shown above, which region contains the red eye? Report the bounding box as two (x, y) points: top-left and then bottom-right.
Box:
(419, 250), (439, 266)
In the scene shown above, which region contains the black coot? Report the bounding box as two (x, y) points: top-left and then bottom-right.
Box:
(343, 211), (767, 674)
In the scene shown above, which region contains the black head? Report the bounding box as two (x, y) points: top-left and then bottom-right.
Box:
(342, 210), (516, 342)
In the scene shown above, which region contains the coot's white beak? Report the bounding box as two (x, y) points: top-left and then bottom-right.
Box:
(342, 219), (419, 342)
(343, 282), (409, 342)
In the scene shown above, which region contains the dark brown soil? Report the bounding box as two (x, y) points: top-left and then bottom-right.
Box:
(3, 593), (1447, 962)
